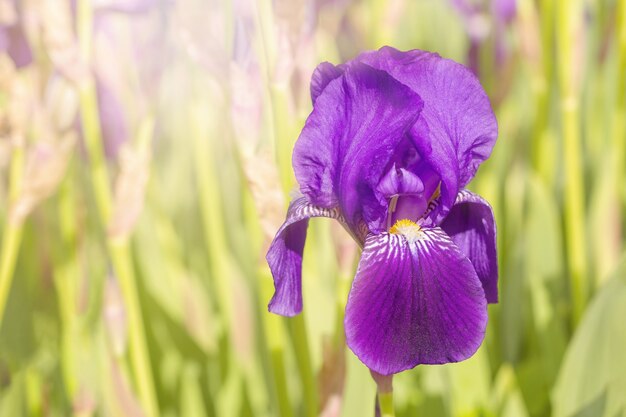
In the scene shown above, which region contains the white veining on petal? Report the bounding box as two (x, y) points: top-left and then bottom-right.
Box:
(287, 197), (369, 246)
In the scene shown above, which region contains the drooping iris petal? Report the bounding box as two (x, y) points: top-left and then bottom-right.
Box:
(345, 228), (487, 375)
(357, 46), (497, 222)
(440, 189), (498, 303)
(293, 61), (424, 232)
(267, 197), (361, 316)
(310, 61), (343, 105)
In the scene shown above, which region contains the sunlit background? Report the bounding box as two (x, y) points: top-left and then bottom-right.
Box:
(0, 0), (625, 416)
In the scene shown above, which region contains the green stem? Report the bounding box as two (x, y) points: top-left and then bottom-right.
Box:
(190, 102), (245, 417)
(109, 240), (159, 417)
(556, 0), (587, 325)
(613, 0), (626, 229)
(0, 142), (25, 329)
(78, 82), (112, 221)
(371, 371), (394, 417)
(269, 85), (296, 195)
(0, 223), (23, 329)
(290, 313), (318, 417)
(255, 5), (318, 413)
(530, 0), (553, 179)
(54, 171), (80, 400)
(190, 104), (233, 328)
(260, 269), (294, 417)
(378, 392), (395, 417)
(269, 348), (293, 417)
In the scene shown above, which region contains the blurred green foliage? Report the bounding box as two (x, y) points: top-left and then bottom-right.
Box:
(0, 0), (625, 416)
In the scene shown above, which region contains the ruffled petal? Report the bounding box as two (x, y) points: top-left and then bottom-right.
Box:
(357, 46), (498, 220)
(310, 62), (344, 105)
(267, 197), (354, 316)
(293, 61), (424, 231)
(440, 190), (498, 303)
(345, 228), (487, 374)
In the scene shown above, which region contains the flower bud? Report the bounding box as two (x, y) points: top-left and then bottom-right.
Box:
(9, 133), (75, 224)
(40, 0), (89, 84)
(107, 143), (150, 241)
(103, 275), (128, 357)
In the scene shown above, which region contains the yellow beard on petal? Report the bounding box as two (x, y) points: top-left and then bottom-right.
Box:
(389, 219), (423, 242)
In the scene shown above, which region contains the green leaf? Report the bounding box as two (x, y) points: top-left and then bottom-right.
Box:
(0, 372), (26, 417)
(552, 261), (626, 417)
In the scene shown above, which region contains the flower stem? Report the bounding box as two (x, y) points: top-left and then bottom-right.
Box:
(606, 0), (626, 279)
(371, 372), (394, 417)
(378, 392), (395, 417)
(261, 272), (294, 417)
(290, 313), (319, 417)
(54, 170), (79, 400)
(0, 141), (25, 329)
(108, 240), (159, 417)
(556, 0), (587, 325)
(0, 223), (23, 328)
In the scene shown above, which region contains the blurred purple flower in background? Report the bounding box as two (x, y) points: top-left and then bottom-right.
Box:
(89, 0), (171, 158)
(450, 0), (517, 75)
(267, 47), (499, 375)
(0, 0), (32, 67)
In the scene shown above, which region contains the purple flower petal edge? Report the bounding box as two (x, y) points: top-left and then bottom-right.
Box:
(310, 61), (343, 105)
(267, 197), (351, 316)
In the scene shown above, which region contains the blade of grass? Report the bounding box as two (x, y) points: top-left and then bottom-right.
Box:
(556, 0), (588, 325)
(0, 140), (25, 330)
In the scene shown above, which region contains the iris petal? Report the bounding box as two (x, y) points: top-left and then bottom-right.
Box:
(344, 228), (487, 374)
(293, 61), (424, 232)
(267, 197), (360, 316)
(440, 190), (498, 303)
(310, 62), (344, 105)
(376, 164), (425, 197)
(357, 46), (498, 221)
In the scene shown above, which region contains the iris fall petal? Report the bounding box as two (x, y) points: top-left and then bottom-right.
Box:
(440, 189), (498, 303)
(345, 228), (487, 375)
(267, 197), (351, 316)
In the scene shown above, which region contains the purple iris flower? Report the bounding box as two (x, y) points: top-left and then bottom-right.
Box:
(266, 46), (498, 375)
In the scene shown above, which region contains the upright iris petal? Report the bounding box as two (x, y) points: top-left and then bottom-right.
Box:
(293, 61), (424, 231)
(267, 46), (498, 375)
(358, 47), (498, 222)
